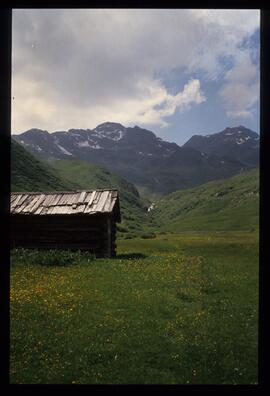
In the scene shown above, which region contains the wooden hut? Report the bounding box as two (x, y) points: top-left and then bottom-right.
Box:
(10, 189), (121, 257)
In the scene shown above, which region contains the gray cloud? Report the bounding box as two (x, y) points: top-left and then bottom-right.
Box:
(12, 9), (259, 132)
(219, 58), (259, 119)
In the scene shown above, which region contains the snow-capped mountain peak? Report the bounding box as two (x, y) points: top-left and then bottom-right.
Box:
(183, 126), (259, 167)
(93, 122), (127, 141)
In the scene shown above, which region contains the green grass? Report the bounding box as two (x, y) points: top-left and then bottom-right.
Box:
(10, 232), (258, 384)
(149, 169), (259, 232)
(11, 139), (78, 192)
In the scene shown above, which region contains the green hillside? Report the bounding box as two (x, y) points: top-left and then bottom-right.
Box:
(11, 141), (151, 238)
(149, 169), (259, 232)
(11, 139), (259, 236)
(48, 159), (151, 238)
(11, 140), (78, 192)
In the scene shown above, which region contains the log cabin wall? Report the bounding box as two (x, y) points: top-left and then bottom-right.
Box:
(110, 216), (117, 258)
(10, 189), (121, 257)
(10, 213), (117, 257)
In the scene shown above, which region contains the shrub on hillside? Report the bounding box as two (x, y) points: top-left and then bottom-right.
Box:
(140, 233), (156, 239)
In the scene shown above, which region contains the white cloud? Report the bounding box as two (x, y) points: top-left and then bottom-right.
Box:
(219, 57), (259, 119)
(190, 9), (259, 35)
(12, 76), (205, 131)
(190, 10), (260, 120)
(226, 110), (254, 119)
(130, 78), (206, 127)
(188, 9), (260, 79)
(157, 79), (206, 119)
(11, 9), (259, 133)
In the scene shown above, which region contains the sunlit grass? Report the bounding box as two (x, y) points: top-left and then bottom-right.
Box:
(10, 232), (258, 384)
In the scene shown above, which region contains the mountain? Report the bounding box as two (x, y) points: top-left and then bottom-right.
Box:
(11, 139), (78, 192)
(13, 123), (253, 195)
(11, 139), (151, 238)
(183, 125), (259, 167)
(148, 168), (259, 232)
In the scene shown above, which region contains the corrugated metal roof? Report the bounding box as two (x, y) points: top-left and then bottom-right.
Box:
(10, 189), (121, 221)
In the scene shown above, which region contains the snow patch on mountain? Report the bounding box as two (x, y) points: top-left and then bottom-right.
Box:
(94, 129), (126, 141)
(77, 140), (91, 147)
(57, 144), (73, 156)
(236, 138), (245, 145)
(93, 123), (127, 141)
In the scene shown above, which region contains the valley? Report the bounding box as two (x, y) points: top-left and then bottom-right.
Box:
(10, 123), (259, 385)
(11, 127), (259, 237)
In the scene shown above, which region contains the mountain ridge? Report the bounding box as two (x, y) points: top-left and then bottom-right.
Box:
(13, 122), (259, 195)
(183, 125), (259, 167)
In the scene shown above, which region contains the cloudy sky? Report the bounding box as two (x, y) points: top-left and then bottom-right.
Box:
(12, 9), (260, 145)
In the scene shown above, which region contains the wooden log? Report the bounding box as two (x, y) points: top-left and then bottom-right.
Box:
(10, 213), (117, 257)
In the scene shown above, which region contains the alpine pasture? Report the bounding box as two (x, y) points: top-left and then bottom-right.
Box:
(10, 232), (258, 384)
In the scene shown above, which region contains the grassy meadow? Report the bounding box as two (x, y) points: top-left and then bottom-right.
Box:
(10, 231), (258, 384)
(149, 169), (259, 233)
